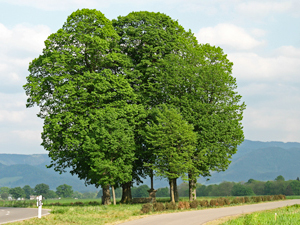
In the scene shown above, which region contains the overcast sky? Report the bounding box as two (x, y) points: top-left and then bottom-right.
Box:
(0, 0), (300, 154)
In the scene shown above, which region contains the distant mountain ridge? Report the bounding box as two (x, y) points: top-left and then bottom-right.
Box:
(0, 154), (98, 192)
(1, 139), (300, 190)
(198, 140), (300, 184)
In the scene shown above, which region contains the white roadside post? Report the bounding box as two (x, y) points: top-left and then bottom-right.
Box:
(36, 195), (43, 218)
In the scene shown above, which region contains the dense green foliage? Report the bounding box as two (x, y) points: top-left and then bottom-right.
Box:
(9, 187), (25, 199)
(24, 8), (245, 203)
(56, 184), (73, 198)
(23, 185), (33, 199)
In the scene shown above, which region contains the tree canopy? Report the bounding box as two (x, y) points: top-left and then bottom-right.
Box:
(56, 184), (73, 198)
(24, 8), (245, 204)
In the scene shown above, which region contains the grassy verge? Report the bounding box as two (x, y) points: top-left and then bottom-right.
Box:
(1, 196), (297, 225)
(219, 204), (300, 225)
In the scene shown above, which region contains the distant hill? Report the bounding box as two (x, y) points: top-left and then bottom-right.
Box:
(1, 140), (300, 190)
(0, 154), (98, 192)
(197, 140), (300, 185)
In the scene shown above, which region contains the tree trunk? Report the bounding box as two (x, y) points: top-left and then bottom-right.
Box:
(121, 181), (132, 203)
(169, 178), (175, 203)
(102, 184), (111, 205)
(150, 170), (154, 190)
(188, 172), (197, 201)
(111, 185), (116, 205)
(174, 178), (179, 202)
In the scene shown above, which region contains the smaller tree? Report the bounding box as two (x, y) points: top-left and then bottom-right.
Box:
(156, 187), (169, 197)
(132, 185), (149, 198)
(0, 187), (9, 195)
(231, 183), (254, 196)
(23, 185), (33, 199)
(47, 190), (58, 199)
(275, 175), (285, 182)
(145, 105), (197, 203)
(1, 192), (9, 200)
(56, 184), (73, 198)
(34, 183), (50, 197)
(73, 191), (83, 199)
(289, 180), (300, 195)
(9, 187), (25, 199)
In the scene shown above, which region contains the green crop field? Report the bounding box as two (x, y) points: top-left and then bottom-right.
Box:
(221, 204), (300, 225)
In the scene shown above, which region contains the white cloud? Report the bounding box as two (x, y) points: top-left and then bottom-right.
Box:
(236, 0), (300, 18)
(0, 0), (104, 11)
(228, 47), (300, 81)
(274, 46), (300, 58)
(243, 106), (300, 142)
(0, 110), (26, 123)
(0, 23), (50, 55)
(12, 129), (42, 142)
(251, 28), (267, 38)
(196, 23), (265, 51)
(0, 23), (51, 91)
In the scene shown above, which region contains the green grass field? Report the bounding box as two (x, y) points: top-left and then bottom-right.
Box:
(221, 204), (300, 225)
(1, 196), (298, 225)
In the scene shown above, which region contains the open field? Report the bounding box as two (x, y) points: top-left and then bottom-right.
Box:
(0, 196), (298, 225)
(219, 204), (300, 225)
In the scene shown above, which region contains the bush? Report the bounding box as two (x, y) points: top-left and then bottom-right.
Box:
(153, 202), (165, 211)
(88, 201), (100, 205)
(190, 200), (199, 208)
(267, 195), (272, 201)
(178, 201), (185, 210)
(210, 199), (217, 207)
(141, 203), (152, 214)
(239, 197), (245, 203)
(232, 197), (240, 204)
(217, 198), (224, 206)
(74, 201), (84, 205)
(224, 198), (230, 205)
(50, 202), (62, 206)
(244, 196), (250, 203)
(177, 201), (190, 210)
(165, 202), (177, 210)
(278, 194), (286, 200)
(200, 200), (208, 207)
(254, 196), (262, 202)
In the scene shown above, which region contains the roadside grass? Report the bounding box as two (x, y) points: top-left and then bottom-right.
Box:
(1, 196), (298, 225)
(220, 204), (300, 225)
(286, 195), (300, 199)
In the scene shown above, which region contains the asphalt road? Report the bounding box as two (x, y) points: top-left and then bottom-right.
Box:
(0, 207), (50, 224)
(121, 199), (300, 225)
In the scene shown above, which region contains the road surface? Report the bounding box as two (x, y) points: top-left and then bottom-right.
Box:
(121, 199), (300, 225)
(0, 207), (50, 224)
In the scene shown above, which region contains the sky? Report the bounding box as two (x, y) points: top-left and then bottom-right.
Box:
(0, 0), (300, 154)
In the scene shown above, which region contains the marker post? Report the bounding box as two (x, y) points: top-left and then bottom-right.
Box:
(36, 195), (43, 218)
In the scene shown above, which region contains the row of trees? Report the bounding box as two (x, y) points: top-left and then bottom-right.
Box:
(0, 184), (73, 200)
(161, 176), (300, 197)
(24, 9), (245, 204)
(125, 176), (300, 198)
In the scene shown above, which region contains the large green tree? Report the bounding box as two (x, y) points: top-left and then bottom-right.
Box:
(113, 11), (198, 201)
(145, 106), (197, 203)
(25, 8), (245, 204)
(24, 9), (141, 205)
(155, 43), (245, 200)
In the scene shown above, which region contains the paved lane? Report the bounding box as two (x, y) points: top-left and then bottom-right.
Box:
(121, 199), (300, 225)
(0, 207), (50, 224)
